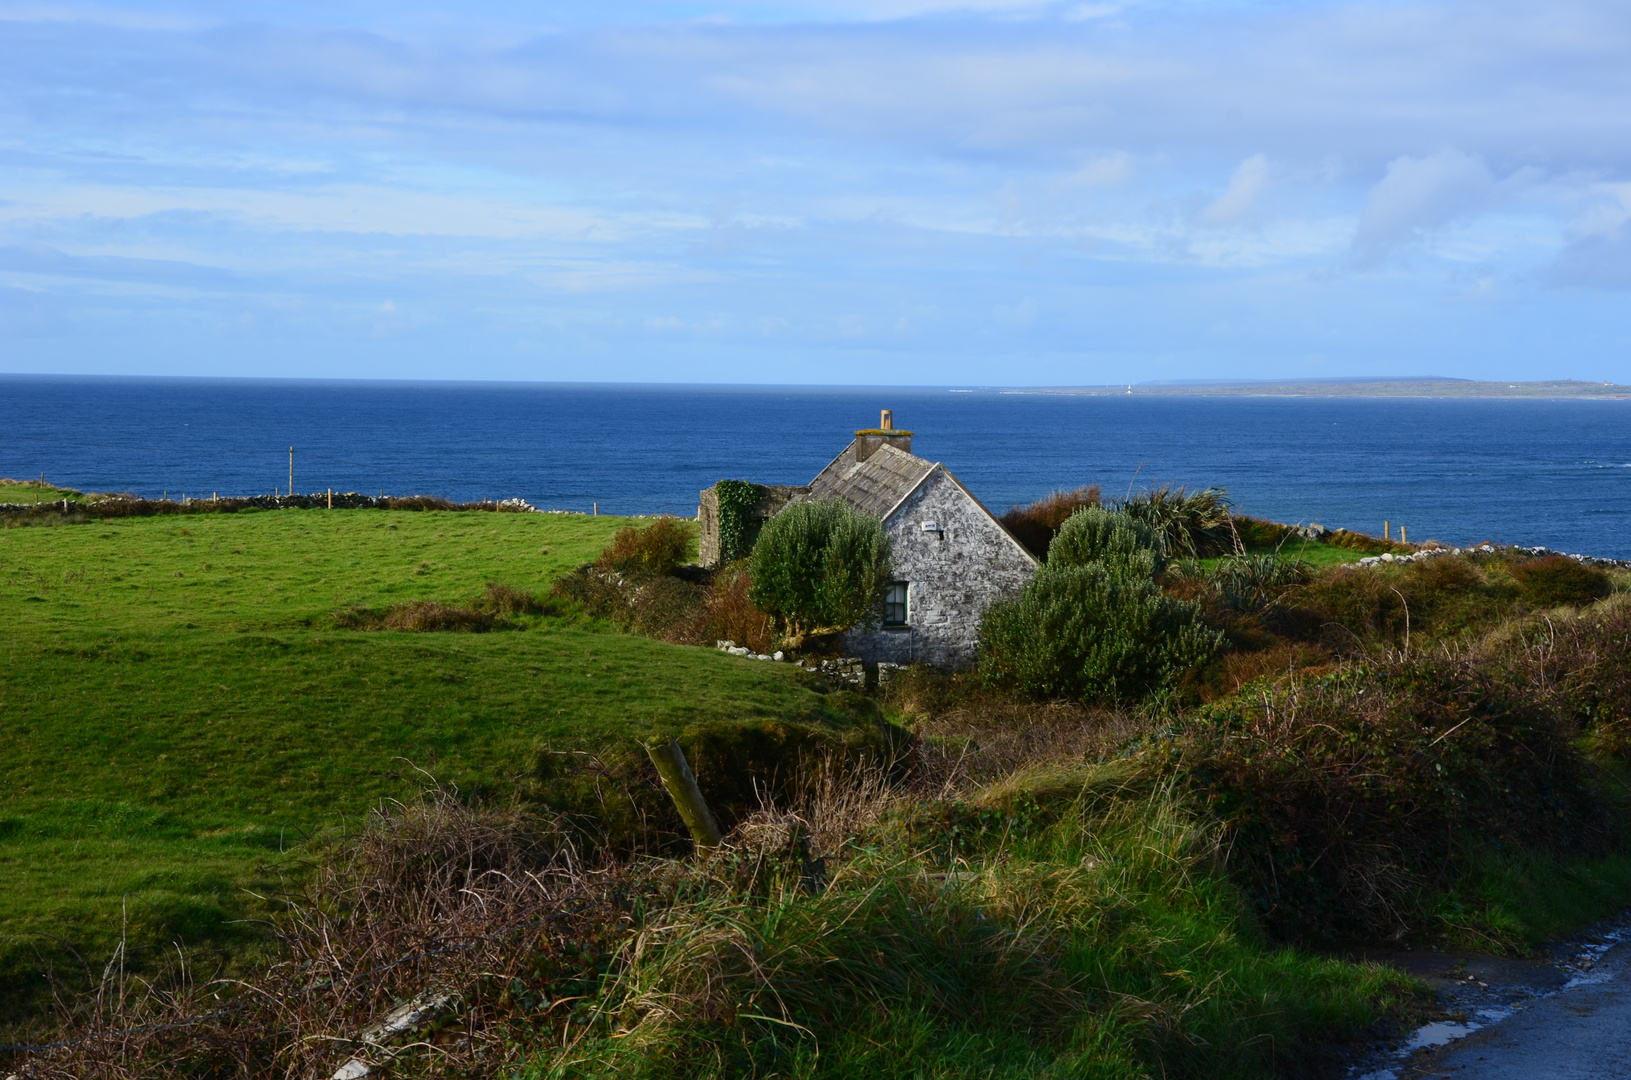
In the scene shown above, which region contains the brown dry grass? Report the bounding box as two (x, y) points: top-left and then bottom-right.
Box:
(11, 789), (621, 1079)
(702, 563), (776, 654)
(331, 600), (495, 632)
(997, 486), (1101, 561)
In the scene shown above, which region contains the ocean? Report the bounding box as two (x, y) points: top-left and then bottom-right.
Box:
(4, 376), (1629, 558)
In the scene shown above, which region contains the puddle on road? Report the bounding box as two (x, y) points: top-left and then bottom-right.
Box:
(1354, 1008), (1515, 1080)
(1347, 910), (1631, 1079)
(1560, 919), (1631, 989)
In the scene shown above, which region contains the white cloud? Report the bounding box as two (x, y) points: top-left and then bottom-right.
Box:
(1350, 149), (1493, 265)
(1070, 152), (1132, 187)
(1197, 153), (1268, 227)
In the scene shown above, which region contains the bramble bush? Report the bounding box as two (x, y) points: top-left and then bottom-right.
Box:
(597, 516), (692, 576)
(1509, 554), (1612, 607)
(749, 498), (892, 646)
(1178, 654), (1613, 943)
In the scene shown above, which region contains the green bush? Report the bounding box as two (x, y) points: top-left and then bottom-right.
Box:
(598, 517), (694, 576)
(1047, 504), (1162, 577)
(979, 563), (1224, 702)
(749, 498), (893, 645)
(1509, 554), (1612, 607)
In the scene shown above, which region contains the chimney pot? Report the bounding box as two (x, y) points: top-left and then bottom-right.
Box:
(854, 411), (913, 462)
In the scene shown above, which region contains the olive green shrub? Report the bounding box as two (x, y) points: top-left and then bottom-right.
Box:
(981, 505), (1222, 702)
(748, 498), (892, 646)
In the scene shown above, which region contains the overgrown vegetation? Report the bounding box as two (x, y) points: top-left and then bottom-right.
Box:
(8, 482), (1631, 1079)
(713, 480), (766, 565)
(980, 505), (1224, 702)
(9, 759), (1423, 1080)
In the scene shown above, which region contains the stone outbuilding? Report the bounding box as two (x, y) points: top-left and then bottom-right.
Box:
(698, 411), (1039, 669)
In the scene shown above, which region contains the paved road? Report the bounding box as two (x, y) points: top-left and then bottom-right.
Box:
(1405, 942), (1631, 1079)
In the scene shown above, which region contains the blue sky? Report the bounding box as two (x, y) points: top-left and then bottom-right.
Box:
(2, 0), (1629, 385)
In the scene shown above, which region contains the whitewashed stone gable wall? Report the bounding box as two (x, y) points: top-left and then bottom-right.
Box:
(841, 467), (1038, 670)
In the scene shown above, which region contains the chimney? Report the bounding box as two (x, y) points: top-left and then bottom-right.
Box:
(854, 409), (913, 462)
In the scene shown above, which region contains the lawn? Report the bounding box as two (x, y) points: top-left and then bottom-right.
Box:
(0, 508), (850, 1020)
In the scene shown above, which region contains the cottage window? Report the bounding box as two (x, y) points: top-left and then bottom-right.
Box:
(883, 582), (909, 626)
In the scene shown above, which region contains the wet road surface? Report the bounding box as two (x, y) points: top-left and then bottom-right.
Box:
(1402, 940), (1631, 1079)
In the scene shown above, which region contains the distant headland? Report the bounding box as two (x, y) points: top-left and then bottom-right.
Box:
(1024, 378), (1631, 399)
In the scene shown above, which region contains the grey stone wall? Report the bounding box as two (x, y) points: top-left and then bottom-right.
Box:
(842, 468), (1037, 670)
(697, 483), (809, 567)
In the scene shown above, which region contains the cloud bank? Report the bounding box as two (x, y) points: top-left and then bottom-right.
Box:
(1, 0), (1629, 383)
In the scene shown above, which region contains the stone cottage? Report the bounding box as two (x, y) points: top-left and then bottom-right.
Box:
(698, 411), (1038, 669)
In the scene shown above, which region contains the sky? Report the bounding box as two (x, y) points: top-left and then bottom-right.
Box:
(2, 0), (1630, 386)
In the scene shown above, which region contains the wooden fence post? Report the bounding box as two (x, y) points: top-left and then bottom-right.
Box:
(646, 738), (724, 850)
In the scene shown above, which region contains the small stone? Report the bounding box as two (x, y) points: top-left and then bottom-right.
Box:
(772, 651), (784, 661)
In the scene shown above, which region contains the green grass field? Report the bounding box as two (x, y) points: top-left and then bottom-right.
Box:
(0, 508), (853, 1018)
(0, 481), (82, 505)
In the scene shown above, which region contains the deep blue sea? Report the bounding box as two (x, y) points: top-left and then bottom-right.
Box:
(4, 376), (1630, 558)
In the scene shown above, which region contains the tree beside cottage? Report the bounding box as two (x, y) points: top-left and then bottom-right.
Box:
(698, 411), (1038, 668)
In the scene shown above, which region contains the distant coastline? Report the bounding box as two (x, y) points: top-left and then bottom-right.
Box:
(1025, 378), (1631, 399)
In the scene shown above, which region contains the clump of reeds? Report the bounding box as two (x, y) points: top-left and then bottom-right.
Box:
(474, 581), (552, 616)
(332, 600), (495, 632)
(1117, 483), (1234, 559)
(331, 583), (559, 632)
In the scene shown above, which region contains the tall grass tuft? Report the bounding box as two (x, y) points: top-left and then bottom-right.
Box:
(1118, 484), (1234, 559)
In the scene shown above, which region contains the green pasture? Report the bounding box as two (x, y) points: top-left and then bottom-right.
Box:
(0, 482), (82, 506)
(1196, 535), (1368, 572)
(0, 508), (844, 1018)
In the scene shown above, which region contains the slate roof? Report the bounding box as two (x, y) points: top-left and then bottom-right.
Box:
(806, 441), (935, 518)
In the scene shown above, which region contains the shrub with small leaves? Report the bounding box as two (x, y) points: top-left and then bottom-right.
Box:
(979, 563), (1224, 702)
(749, 498), (892, 645)
(1048, 504), (1162, 577)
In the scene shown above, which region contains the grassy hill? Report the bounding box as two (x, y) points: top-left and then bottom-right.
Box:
(0, 507), (860, 1019)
